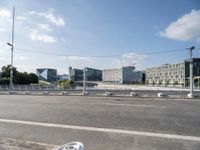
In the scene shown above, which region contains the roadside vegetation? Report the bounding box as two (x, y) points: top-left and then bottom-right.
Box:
(0, 65), (38, 84)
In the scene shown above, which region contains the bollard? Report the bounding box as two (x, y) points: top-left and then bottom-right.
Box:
(157, 92), (165, 97)
(104, 92), (113, 96)
(130, 92), (138, 97)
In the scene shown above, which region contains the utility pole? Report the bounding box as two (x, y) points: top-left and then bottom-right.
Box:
(187, 46), (195, 98)
(83, 67), (87, 95)
(7, 6), (15, 92)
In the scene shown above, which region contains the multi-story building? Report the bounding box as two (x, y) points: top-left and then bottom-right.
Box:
(68, 67), (102, 81)
(85, 67), (102, 81)
(36, 68), (57, 83)
(57, 74), (69, 81)
(103, 66), (143, 84)
(145, 58), (200, 86)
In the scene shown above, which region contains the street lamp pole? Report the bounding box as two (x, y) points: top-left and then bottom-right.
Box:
(83, 67), (86, 94)
(9, 6), (15, 91)
(187, 46), (195, 97)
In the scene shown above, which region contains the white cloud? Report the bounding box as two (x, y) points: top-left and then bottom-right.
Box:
(29, 9), (65, 26)
(60, 56), (92, 62)
(15, 64), (36, 73)
(19, 56), (30, 60)
(0, 41), (7, 48)
(30, 29), (57, 43)
(68, 56), (91, 61)
(160, 9), (200, 42)
(112, 53), (148, 67)
(0, 28), (6, 32)
(29, 11), (36, 15)
(37, 23), (52, 31)
(0, 50), (4, 53)
(0, 9), (11, 18)
(16, 16), (26, 21)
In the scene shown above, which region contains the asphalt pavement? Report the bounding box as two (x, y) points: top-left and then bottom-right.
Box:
(0, 95), (199, 150)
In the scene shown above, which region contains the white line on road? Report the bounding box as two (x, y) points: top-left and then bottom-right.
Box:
(0, 118), (200, 142)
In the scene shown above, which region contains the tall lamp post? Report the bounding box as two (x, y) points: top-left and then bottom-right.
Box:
(83, 67), (88, 95)
(187, 46), (195, 98)
(7, 6), (15, 92)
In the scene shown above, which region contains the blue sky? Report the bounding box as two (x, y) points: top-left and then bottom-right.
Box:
(0, 0), (199, 74)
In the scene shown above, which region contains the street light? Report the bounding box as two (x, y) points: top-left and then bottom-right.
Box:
(7, 42), (14, 91)
(7, 6), (15, 92)
(187, 46), (195, 98)
(83, 67), (88, 95)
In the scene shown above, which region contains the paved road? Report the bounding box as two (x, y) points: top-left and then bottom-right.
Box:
(0, 95), (199, 150)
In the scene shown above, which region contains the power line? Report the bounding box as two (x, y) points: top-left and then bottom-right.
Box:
(13, 47), (190, 58)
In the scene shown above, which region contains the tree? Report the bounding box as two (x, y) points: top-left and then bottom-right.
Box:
(165, 80), (169, 87)
(28, 73), (38, 84)
(198, 80), (200, 88)
(0, 65), (38, 84)
(185, 80), (189, 87)
(0, 78), (10, 84)
(59, 80), (75, 89)
(1, 65), (18, 78)
(14, 72), (29, 84)
(173, 81), (178, 87)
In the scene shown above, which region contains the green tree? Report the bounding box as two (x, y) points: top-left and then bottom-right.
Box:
(198, 80), (200, 87)
(1, 65), (38, 84)
(173, 81), (178, 86)
(59, 80), (75, 89)
(1, 65), (18, 78)
(152, 80), (155, 86)
(28, 73), (38, 84)
(0, 78), (10, 84)
(185, 80), (189, 87)
(14, 72), (29, 84)
(165, 80), (169, 87)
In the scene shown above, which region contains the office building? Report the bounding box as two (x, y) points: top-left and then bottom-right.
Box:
(103, 66), (143, 84)
(69, 67), (102, 81)
(57, 74), (69, 81)
(36, 68), (57, 82)
(145, 58), (200, 86)
(85, 67), (102, 81)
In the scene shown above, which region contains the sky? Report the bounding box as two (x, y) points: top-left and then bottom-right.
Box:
(0, 0), (199, 74)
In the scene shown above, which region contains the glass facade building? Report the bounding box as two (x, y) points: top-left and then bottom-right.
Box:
(69, 67), (102, 81)
(36, 68), (57, 83)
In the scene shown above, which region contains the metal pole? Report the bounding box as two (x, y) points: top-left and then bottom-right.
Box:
(189, 49), (193, 95)
(10, 6), (15, 91)
(83, 68), (86, 94)
(187, 46), (195, 97)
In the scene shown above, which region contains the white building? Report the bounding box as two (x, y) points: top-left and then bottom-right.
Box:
(103, 66), (143, 84)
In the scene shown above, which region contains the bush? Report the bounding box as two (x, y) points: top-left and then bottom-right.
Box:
(0, 78), (10, 84)
(59, 80), (75, 89)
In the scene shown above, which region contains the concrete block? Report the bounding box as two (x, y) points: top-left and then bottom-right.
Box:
(187, 93), (196, 98)
(104, 92), (113, 96)
(130, 92), (138, 97)
(157, 92), (165, 97)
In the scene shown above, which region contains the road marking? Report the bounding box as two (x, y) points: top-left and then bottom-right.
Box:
(0, 119), (200, 142)
(89, 102), (156, 107)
